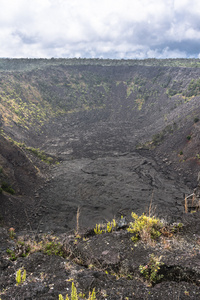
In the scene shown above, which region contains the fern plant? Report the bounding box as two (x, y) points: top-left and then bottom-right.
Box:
(71, 282), (78, 300)
(88, 288), (96, 300)
(59, 282), (96, 300)
(106, 222), (112, 233)
(94, 224), (103, 234)
(16, 268), (26, 285)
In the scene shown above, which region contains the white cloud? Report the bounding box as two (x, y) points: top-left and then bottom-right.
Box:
(0, 0), (199, 58)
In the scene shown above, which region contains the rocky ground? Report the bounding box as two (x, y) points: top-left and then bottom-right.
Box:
(1, 60), (200, 299)
(0, 211), (200, 299)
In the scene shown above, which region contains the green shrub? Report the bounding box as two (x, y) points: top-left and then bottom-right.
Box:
(139, 254), (164, 285)
(1, 181), (15, 194)
(152, 132), (164, 145)
(6, 248), (17, 261)
(167, 88), (178, 97)
(26, 147), (55, 164)
(196, 154), (200, 160)
(194, 117), (199, 123)
(184, 79), (200, 97)
(127, 213), (162, 242)
(187, 135), (191, 141)
(43, 241), (64, 256)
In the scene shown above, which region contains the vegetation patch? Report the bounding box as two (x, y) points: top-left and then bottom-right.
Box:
(137, 123), (177, 150)
(94, 219), (117, 234)
(59, 282), (96, 300)
(1, 181), (15, 194)
(4, 135), (58, 165)
(183, 79), (200, 97)
(127, 213), (163, 243)
(135, 98), (144, 110)
(16, 268), (26, 286)
(26, 146), (55, 164)
(139, 254), (164, 285)
(166, 88), (179, 97)
(6, 235), (65, 261)
(43, 241), (64, 256)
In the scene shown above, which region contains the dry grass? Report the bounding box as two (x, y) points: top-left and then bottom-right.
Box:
(76, 206), (81, 236)
(147, 191), (157, 218)
(184, 196), (188, 213)
(140, 227), (156, 247)
(161, 237), (171, 250)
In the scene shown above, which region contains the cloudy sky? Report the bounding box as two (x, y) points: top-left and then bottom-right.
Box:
(0, 0), (200, 59)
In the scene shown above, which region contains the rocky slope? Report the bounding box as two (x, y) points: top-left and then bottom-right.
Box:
(0, 58), (200, 299)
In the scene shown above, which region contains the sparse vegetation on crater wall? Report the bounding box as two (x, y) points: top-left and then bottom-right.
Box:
(1, 58), (200, 299)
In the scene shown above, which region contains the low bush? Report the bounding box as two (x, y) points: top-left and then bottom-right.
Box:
(43, 241), (64, 256)
(1, 181), (15, 194)
(139, 254), (164, 285)
(127, 213), (163, 242)
(6, 248), (17, 261)
(6, 235), (65, 261)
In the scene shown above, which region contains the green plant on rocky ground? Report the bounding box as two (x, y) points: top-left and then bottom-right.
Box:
(43, 241), (64, 256)
(16, 268), (26, 286)
(88, 289), (96, 300)
(8, 227), (15, 239)
(127, 212), (163, 242)
(6, 248), (17, 261)
(4, 134), (57, 165)
(106, 219), (117, 233)
(26, 146), (55, 164)
(59, 282), (96, 300)
(6, 235), (65, 261)
(187, 135), (191, 140)
(94, 219), (117, 235)
(1, 181), (15, 194)
(106, 221), (113, 233)
(94, 224), (103, 235)
(139, 254), (164, 285)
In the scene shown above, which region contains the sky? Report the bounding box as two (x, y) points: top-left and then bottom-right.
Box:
(0, 0), (200, 59)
